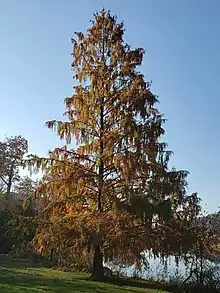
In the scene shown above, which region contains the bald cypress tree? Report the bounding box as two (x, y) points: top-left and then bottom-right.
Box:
(27, 10), (200, 281)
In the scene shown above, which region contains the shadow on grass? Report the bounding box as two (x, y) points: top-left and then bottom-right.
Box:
(0, 257), (172, 292)
(105, 277), (176, 293)
(0, 266), (141, 293)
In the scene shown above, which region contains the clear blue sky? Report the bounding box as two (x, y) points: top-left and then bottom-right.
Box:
(1, 0), (219, 213)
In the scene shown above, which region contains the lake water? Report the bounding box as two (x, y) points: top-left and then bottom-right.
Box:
(108, 255), (220, 281)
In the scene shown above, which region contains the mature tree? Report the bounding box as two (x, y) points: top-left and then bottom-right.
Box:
(27, 10), (200, 281)
(0, 136), (28, 198)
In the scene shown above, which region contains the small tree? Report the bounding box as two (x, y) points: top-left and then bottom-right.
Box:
(27, 10), (200, 281)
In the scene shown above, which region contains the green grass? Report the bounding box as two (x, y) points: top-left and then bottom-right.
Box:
(0, 258), (169, 293)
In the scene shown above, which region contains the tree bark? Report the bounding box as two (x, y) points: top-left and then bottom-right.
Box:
(91, 245), (104, 281)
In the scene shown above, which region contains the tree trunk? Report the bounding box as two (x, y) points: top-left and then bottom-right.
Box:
(5, 165), (13, 210)
(199, 240), (204, 285)
(50, 248), (54, 262)
(5, 179), (12, 210)
(91, 245), (104, 281)
(90, 36), (105, 283)
(6, 164), (14, 198)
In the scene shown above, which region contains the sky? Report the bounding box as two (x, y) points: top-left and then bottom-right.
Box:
(1, 0), (219, 213)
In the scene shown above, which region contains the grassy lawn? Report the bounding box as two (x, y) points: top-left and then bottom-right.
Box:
(0, 258), (169, 293)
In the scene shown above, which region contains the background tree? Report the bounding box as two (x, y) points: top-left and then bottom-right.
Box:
(0, 136), (28, 198)
(0, 171), (37, 254)
(177, 210), (220, 292)
(27, 9), (201, 281)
